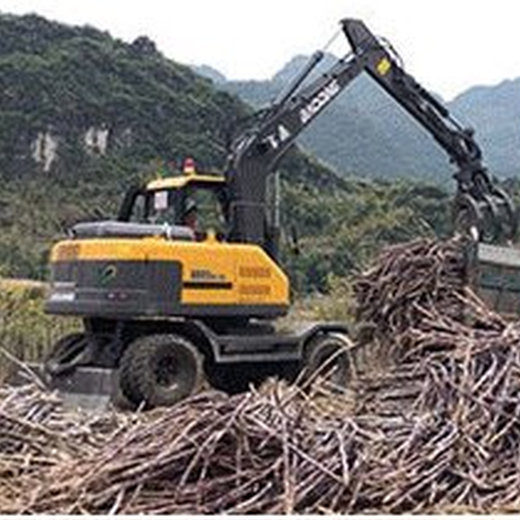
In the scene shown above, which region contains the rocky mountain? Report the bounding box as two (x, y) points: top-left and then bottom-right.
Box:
(195, 54), (520, 182)
(0, 14), (249, 180)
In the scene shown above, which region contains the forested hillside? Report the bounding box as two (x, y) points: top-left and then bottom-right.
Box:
(0, 13), (248, 177)
(450, 78), (520, 178)
(0, 13), (453, 292)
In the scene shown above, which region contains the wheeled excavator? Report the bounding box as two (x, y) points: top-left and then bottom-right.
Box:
(40, 18), (518, 409)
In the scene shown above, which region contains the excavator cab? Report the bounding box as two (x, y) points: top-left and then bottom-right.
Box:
(118, 159), (228, 241)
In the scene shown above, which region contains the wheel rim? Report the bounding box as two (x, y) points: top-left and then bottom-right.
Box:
(155, 353), (180, 390)
(312, 344), (348, 387)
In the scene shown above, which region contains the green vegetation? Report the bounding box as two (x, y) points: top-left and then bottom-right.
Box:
(0, 14), (246, 177)
(281, 176), (452, 293)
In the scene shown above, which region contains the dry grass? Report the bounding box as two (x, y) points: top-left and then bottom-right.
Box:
(279, 278), (355, 331)
(0, 278), (78, 382)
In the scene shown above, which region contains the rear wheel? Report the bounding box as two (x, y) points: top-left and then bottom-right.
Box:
(301, 332), (353, 391)
(119, 334), (205, 409)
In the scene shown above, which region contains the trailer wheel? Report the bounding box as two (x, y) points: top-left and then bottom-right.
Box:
(302, 332), (353, 391)
(119, 334), (204, 409)
(44, 333), (90, 377)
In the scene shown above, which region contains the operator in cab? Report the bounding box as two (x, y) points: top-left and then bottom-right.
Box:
(183, 199), (198, 232)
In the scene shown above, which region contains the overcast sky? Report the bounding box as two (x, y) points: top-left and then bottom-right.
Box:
(1, 0), (520, 100)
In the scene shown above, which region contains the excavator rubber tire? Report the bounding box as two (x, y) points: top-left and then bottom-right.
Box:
(301, 332), (353, 391)
(118, 333), (205, 409)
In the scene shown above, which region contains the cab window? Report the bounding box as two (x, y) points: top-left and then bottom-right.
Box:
(186, 187), (225, 235)
(126, 183), (227, 239)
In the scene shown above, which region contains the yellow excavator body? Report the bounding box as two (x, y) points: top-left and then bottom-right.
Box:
(48, 233), (290, 315)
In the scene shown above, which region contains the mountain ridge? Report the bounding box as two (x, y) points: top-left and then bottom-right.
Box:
(194, 54), (520, 181)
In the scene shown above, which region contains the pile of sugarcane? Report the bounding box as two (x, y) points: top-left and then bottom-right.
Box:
(2, 237), (520, 514)
(354, 237), (504, 358)
(3, 383), (503, 515)
(0, 383), (132, 513)
(353, 237), (520, 511)
(0, 385), (368, 514)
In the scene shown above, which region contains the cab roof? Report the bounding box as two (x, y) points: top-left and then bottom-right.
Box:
(146, 173), (225, 191)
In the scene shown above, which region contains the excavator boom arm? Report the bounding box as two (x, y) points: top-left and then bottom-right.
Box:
(225, 49), (366, 248)
(225, 17), (517, 252)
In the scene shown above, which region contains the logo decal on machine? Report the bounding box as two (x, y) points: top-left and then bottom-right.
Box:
(99, 264), (118, 286)
(376, 57), (391, 76)
(184, 269), (232, 290)
(300, 79), (341, 124)
(264, 124), (291, 150)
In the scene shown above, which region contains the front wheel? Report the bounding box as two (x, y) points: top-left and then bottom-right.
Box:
(119, 334), (205, 409)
